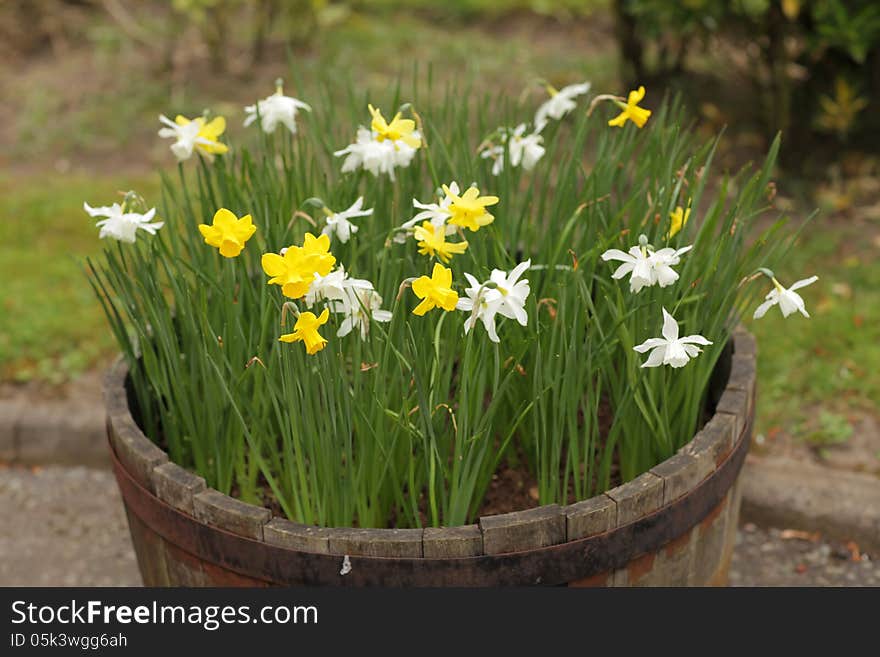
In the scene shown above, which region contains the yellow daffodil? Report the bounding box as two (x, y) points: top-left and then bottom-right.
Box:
(411, 263), (459, 316)
(414, 221), (468, 263)
(279, 308), (330, 355)
(262, 233), (336, 299)
(368, 104), (421, 149)
(666, 205), (690, 240)
(198, 208), (256, 258)
(443, 184), (499, 232)
(608, 86), (652, 129)
(176, 115), (229, 155)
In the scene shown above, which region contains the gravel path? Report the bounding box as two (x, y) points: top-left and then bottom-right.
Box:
(729, 522), (878, 586)
(0, 464), (140, 586)
(0, 464), (876, 587)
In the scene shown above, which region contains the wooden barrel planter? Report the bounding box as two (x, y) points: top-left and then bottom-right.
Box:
(105, 329), (757, 587)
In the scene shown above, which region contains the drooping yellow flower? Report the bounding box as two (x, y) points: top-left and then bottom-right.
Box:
(198, 208), (256, 258)
(666, 205), (691, 240)
(175, 115), (229, 155)
(443, 184), (499, 232)
(262, 233), (336, 299)
(411, 263), (459, 316)
(414, 221), (468, 263)
(608, 86), (652, 129)
(279, 308), (330, 355)
(368, 104), (422, 149)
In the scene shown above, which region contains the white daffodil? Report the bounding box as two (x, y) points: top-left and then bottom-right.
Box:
(244, 86), (311, 134)
(489, 260), (531, 325)
(482, 125), (545, 176)
(334, 105), (421, 180)
(753, 275), (818, 319)
(84, 202), (164, 243)
(321, 197), (373, 243)
(649, 245), (693, 287)
(480, 144), (505, 176)
(457, 274), (504, 342)
(456, 260), (531, 343)
(335, 286), (393, 339)
(334, 128), (403, 179)
(305, 266), (372, 307)
(534, 81), (591, 131)
(508, 124), (545, 170)
(601, 240), (692, 293)
(394, 182), (460, 243)
(634, 308), (712, 368)
(601, 245), (654, 293)
(158, 114), (203, 161)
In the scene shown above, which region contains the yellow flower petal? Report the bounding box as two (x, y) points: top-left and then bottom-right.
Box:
(261, 252), (286, 277)
(219, 240), (244, 258)
(608, 112), (628, 127)
(410, 263), (458, 315)
(200, 208), (256, 258)
(212, 208), (238, 229)
(434, 262), (452, 287)
(203, 116), (226, 137)
(412, 297), (434, 316)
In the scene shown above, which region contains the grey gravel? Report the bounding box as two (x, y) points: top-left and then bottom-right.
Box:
(0, 464), (141, 586)
(1, 465), (878, 587)
(729, 523), (879, 587)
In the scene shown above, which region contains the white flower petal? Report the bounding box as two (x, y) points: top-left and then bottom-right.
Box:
(682, 344), (701, 358)
(654, 264), (679, 287)
(601, 248), (633, 263)
(641, 346), (667, 368)
(663, 342), (690, 368)
(482, 312), (500, 343)
(337, 318), (354, 338)
(611, 262), (635, 280)
(789, 275), (818, 291)
(679, 334), (712, 346)
(508, 259), (531, 285)
(633, 337), (667, 353)
(674, 245), (693, 257)
(753, 298), (776, 319)
(661, 308), (679, 342)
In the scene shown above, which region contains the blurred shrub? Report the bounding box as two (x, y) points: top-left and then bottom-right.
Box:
(169, 0), (328, 70)
(1, 0), (328, 71)
(615, 0), (880, 151)
(0, 0), (94, 59)
(345, 0), (606, 20)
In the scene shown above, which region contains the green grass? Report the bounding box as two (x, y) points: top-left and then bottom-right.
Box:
(746, 218), (880, 438)
(0, 173), (159, 383)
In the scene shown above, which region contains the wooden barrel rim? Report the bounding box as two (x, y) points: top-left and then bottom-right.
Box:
(106, 329), (757, 586)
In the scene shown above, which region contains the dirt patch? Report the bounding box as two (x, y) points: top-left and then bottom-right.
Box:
(0, 369), (104, 404)
(754, 406), (880, 478)
(479, 459), (540, 517)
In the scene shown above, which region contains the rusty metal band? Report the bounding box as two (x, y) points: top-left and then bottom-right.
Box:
(111, 419), (750, 587)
